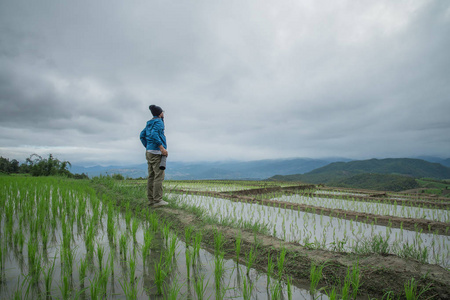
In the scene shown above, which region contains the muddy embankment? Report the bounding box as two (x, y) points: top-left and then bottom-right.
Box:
(157, 207), (450, 300)
(175, 185), (450, 236)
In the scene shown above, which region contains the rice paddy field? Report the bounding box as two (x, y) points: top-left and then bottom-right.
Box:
(0, 176), (449, 299)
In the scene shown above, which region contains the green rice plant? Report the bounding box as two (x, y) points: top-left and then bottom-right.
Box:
(164, 277), (184, 300)
(165, 233), (178, 271)
(342, 268), (352, 300)
(162, 222), (171, 245)
(185, 226), (193, 246)
(44, 255), (57, 299)
(286, 275), (293, 300)
(193, 274), (209, 300)
(404, 278), (430, 300)
(350, 261), (362, 299)
(109, 250), (115, 276)
(89, 276), (100, 300)
(119, 232), (128, 259)
(214, 229), (225, 258)
(235, 230), (242, 262)
(277, 246), (286, 280)
(0, 241), (4, 274)
(148, 212), (159, 232)
(129, 255), (136, 284)
(214, 250), (225, 291)
(78, 255), (88, 283)
(245, 247), (256, 276)
(193, 231), (203, 261)
(266, 252), (274, 289)
(125, 203), (132, 229)
(242, 275), (255, 300)
(58, 272), (70, 300)
(310, 261), (325, 295)
(185, 247), (192, 279)
(119, 275), (138, 300)
(131, 218), (140, 243)
(326, 287), (338, 300)
(270, 280), (282, 300)
(154, 253), (167, 295)
(97, 243), (105, 271)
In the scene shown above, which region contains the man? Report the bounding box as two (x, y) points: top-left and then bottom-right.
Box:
(140, 105), (168, 207)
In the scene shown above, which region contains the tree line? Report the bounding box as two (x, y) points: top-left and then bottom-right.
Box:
(0, 154), (88, 179)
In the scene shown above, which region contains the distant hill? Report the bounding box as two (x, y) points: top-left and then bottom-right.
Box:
(70, 157), (349, 180)
(330, 173), (419, 192)
(269, 158), (450, 185)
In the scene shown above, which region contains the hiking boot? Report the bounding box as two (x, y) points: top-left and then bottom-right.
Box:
(150, 200), (168, 208)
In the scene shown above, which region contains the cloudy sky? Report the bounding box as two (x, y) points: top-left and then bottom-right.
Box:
(1, 0), (449, 166)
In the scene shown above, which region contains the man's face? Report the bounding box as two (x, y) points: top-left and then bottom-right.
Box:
(159, 112), (164, 118)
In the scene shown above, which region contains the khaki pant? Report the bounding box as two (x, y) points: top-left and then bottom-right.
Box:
(146, 152), (165, 203)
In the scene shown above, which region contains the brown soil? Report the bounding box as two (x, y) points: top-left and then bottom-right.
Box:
(176, 189), (450, 236)
(156, 207), (450, 300)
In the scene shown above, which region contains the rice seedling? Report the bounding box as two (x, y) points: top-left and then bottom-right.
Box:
(286, 275), (293, 300)
(235, 230), (242, 263)
(404, 278), (430, 300)
(44, 255), (57, 299)
(277, 246), (286, 280)
(97, 243), (105, 271)
(242, 275), (255, 300)
(78, 255), (88, 283)
(193, 274), (209, 300)
(342, 268), (352, 300)
(193, 231), (203, 261)
(214, 250), (226, 291)
(185, 246), (192, 279)
(185, 226), (193, 246)
(326, 286), (338, 300)
(245, 247), (256, 276)
(119, 232), (128, 260)
(131, 218), (140, 243)
(154, 253), (167, 295)
(270, 280), (283, 300)
(266, 252), (274, 289)
(310, 261), (325, 295)
(165, 276), (184, 300)
(58, 272), (71, 300)
(350, 261), (362, 298)
(214, 229), (225, 257)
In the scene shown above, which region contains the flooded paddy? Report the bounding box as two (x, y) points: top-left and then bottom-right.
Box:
(172, 193), (450, 268)
(0, 177), (326, 299)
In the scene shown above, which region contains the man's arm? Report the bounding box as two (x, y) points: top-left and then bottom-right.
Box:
(139, 128), (147, 147)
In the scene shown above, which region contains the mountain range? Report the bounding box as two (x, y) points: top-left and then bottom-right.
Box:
(69, 156), (450, 180)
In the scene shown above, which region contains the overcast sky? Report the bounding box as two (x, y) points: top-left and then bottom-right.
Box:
(1, 0), (449, 166)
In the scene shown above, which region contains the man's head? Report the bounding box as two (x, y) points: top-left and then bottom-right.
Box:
(149, 105), (164, 117)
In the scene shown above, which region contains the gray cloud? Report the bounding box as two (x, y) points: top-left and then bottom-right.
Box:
(1, 0), (449, 165)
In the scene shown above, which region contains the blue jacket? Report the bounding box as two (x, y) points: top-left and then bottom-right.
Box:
(140, 117), (167, 151)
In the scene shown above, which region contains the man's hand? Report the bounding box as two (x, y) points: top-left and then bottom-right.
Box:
(159, 145), (168, 157)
